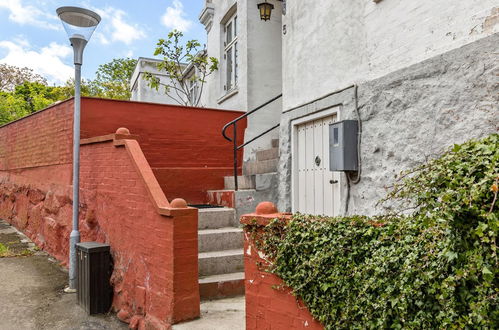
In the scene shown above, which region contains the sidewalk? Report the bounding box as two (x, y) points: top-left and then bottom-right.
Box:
(0, 220), (125, 330)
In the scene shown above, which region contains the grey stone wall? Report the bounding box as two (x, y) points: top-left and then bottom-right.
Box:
(278, 33), (498, 215)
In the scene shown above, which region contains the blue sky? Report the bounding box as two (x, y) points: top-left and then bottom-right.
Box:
(0, 0), (206, 85)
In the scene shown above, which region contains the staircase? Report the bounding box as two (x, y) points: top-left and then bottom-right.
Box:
(207, 139), (279, 220)
(198, 207), (245, 300)
(198, 139), (279, 300)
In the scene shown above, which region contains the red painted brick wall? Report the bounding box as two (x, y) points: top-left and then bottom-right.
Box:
(241, 213), (324, 330)
(80, 98), (246, 203)
(0, 100), (73, 171)
(0, 134), (199, 328)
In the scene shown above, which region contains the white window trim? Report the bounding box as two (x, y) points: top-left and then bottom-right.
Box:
(223, 13), (238, 94)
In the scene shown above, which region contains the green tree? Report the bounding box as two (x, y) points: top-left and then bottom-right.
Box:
(144, 30), (218, 107)
(0, 63), (46, 92)
(92, 57), (137, 100)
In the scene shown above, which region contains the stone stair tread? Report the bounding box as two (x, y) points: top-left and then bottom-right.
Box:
(199, 249), (243, 259)
(243, 159), (278, 175)
(199, 227), (243, 235)
(224, 175), (255, 190)
(198, 207), (236, 230)
(199, 272), (245, 284)
(255, 147), (279, 161)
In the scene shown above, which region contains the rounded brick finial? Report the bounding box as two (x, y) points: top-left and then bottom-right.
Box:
(255, 201), (278, 215)
(170, 198), (188, 209)
(116, 127), (130, 135)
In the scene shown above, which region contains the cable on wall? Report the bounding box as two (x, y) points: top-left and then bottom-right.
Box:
(345, 84), (362, 214)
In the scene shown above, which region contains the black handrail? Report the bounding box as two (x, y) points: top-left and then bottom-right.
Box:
(222, 94), (282, 191)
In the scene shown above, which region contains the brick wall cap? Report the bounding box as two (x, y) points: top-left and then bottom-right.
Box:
(255, 201), (278, 215)
(81, 133), (139, 145)
(240, 213), (291, 226)
(170, 198), (188, 208)
(115, 127), (130, 135)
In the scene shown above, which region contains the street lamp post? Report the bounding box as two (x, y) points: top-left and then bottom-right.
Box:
(56, 6), (101, 292)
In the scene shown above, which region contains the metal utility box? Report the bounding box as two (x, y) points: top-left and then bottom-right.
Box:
(329, 120), (359, 171)
(76, 242), (112, 315)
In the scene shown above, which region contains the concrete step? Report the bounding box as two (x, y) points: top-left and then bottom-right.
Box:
(199, 249), (244, 277)
(199, 272), (245, 300)
(198, 227), (243, 253)
(224, 175), (255, 190)
(255, 147), (279, 161)
(271, 139), (279, 148)
(198, 208), (236, 230)
(243, 159), (278, 175)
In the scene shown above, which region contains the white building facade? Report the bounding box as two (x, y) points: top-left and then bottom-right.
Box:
(134, 0), (498, 217)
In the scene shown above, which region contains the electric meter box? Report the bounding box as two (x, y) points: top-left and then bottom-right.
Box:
(329, 120), (358, 171)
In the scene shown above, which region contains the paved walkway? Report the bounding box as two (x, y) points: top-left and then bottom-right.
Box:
(0, 219), (246, 330)
(173, 296), (245, 330)
(0, 220), (125, 330)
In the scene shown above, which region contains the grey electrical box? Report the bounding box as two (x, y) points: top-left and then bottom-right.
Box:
(329, 120), (358, 171)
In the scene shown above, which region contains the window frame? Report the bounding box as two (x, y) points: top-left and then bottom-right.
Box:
(224, 14), (238, 93)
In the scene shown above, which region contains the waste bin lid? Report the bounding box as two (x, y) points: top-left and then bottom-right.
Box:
(76, 241), (110, 253)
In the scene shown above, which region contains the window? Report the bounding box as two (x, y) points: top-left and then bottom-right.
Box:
(224, 14), (238, 92)
(188, 75), (198, 105)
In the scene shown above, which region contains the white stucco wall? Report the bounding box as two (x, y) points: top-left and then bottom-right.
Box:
(202, 0), (283, 159)
(130, 58), (182, 105)
(282, 0), (499, 110)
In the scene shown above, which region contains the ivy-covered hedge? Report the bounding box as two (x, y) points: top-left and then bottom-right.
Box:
(250, 134), (498, 329)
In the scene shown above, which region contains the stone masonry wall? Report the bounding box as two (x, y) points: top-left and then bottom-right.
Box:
(278, 33), (499, 215)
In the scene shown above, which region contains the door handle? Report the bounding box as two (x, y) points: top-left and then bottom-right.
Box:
(329, 180), (338, 184)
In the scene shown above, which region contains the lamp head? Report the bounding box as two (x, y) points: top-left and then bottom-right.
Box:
(56, 6), (100, 65)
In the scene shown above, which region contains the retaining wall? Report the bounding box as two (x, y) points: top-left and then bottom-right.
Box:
(80, 98), (246, 204)
(0, 100), (206, 328)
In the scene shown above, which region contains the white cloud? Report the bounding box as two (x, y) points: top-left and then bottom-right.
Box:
(0, 0), (60, 30)
(161, 0), (193, 32)
(0, 39), (73, 84)
(93, 7), (146, 45)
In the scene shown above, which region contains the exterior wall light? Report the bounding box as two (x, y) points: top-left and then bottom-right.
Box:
(56, 6), (101, 293)
(258, 1), (274, 21)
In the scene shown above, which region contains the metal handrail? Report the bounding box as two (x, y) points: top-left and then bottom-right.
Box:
(222, 94), (282, 191)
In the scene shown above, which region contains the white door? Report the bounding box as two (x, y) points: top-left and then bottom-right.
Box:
(295, 115), (340, 216)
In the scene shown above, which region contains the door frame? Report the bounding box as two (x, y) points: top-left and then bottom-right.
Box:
(290, 105), (342, 214)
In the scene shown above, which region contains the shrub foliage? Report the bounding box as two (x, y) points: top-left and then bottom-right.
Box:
(249, 134), (498, 329)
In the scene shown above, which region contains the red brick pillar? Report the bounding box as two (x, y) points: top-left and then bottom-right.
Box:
(170, 198), (200, 323)
(241, 202), (323, 330)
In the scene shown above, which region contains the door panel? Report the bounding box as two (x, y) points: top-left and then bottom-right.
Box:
(295, 115), (337, 216)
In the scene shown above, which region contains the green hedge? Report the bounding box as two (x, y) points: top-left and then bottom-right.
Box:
(250, 134), (498, 329)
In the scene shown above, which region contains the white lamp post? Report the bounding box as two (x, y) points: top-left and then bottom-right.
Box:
(56, 6), (101, 292)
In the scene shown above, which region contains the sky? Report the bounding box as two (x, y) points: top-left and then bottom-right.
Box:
(0, 0), (206, 85)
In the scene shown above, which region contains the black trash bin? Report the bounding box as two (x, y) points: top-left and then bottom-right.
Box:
(76, 242), (112, 314)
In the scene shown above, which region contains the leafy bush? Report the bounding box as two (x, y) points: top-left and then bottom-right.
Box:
(250, 134), (498, 329)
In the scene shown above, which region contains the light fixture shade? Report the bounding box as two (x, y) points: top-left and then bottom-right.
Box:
(56, 6), (101, 41)
(258, 2), (274, 21)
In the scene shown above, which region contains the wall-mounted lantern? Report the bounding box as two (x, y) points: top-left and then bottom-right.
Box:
(257, 1), (274, 21)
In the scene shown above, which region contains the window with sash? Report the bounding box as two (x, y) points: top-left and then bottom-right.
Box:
(224, 14), (238, 92)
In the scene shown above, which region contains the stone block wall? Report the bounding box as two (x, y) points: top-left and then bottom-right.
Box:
(241, 209), (323, 330)
(278, 33), (499, 215)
